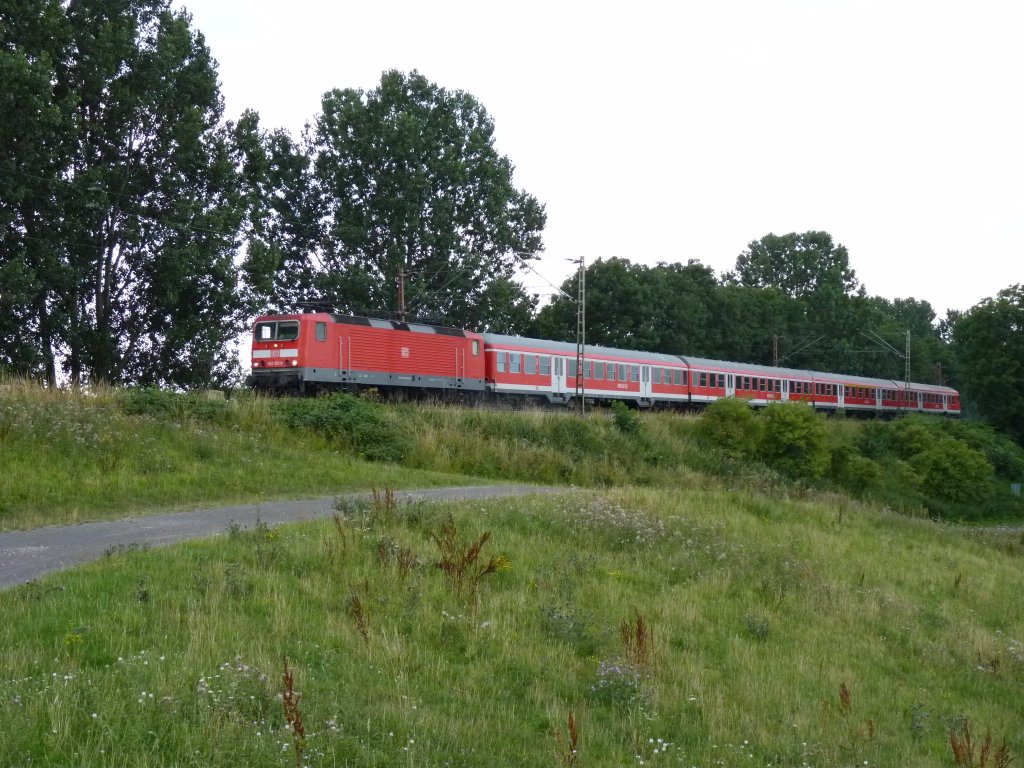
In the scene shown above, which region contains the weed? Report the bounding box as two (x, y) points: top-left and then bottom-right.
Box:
(332, 513), (351, 547)
(282, 657), (306, 768)
(828, 682), (876, 763)
(553, 710), (579, 766)
(589, 658), (647, 708)
(223, 561), (250, 598)
(620, 608), (653, 667)
(196, 656), (275, 724)
(839, 681), (852, 715)
(376, 536), (420, 583)
(430, 515), (500, 597)
(373, 486), (398, 520)
(348, 590), (371, 644)
(950, 721), (1015, 768)
(744, 612), (770, 641)
(910, 702), (931, 736)
(540, 604), (596, 655)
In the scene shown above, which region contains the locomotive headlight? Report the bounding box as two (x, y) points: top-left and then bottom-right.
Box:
(291, 360), (298, 367)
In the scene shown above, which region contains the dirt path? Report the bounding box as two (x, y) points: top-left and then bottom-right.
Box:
(0, 485), (562, 589)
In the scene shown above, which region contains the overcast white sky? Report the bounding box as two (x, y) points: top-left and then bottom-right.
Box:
(176, 0), (1023, 320)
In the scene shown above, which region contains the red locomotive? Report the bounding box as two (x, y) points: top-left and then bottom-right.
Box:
(249, 313), (961, 416)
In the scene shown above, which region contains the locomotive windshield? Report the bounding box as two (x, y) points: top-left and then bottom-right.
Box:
(255, 320), (300, 341)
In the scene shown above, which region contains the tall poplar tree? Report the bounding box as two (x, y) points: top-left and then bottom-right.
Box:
(1, 0), (253, 386)
(266, 70), (546, 332)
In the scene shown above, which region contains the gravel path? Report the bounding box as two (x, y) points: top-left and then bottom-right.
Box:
(0, 485), (563, 589)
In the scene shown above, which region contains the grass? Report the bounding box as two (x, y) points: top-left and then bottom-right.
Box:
(0, 381), (719, 530)
(1, 489), (1021, 766)
(1, 380), (1023, 764)
(0, 383), (473, 530)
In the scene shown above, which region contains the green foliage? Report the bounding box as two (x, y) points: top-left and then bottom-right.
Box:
(726, 231), (859, 299)
(273, 393), (409, 463)
(953, 285), (1024, 444)
(265, 69), (546, 331)
(829, 443), (884, 496)
(699, 396), (761, 459)
(609, 400), (642, 435)
(119, 387), (231, 423)
(758, 401), (830, 480)
(854, 416), (1013, 519)
(909, 441), (994, 506)
(1, 0), (254, 386)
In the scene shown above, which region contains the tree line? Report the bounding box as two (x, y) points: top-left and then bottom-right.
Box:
(1, 0), (1021, 444)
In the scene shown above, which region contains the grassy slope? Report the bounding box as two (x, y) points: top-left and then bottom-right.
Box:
(1, 385), (1022, 765)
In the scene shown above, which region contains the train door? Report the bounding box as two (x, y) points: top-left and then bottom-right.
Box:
(553, 357), (566, 397)
(726, 374), (735, 398)
(782, 379), (789, 402)
(454, 348), (464, 388)
(641, 365), (651, 400)
(338, 336), (346, 379)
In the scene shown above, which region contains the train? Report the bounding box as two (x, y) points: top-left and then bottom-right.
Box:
(249, 312), (961, 417)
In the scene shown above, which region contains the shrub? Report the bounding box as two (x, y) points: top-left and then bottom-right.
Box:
(274, 393), (408, 463)
(699, 396), (761, 459)
(910, 440), (994, 506)
(830, 444), (883, 495)
(759, 401), (829, 480)
(610, 400), (642, 435)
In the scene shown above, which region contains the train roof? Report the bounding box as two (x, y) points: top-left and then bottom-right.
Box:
(683, 355), (957, 393)
(256, 313), (474, 337)
(481, 334), (685, 365)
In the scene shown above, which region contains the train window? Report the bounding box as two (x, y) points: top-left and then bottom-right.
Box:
(618, 364), (627, 381)
(496, 352), (506, 373)
(631, 365), (639, 382)
(593, 362), (603, 380)
(472, 340), (480, 356)
(510, 354), (521, 374)
(256, 320), (300, 341)
(608, 364), (616, 381)
(759, 378), (766, 392)
(540, 356), (551, 375)
(525, 355), (536, 375)
(698, 371), (707, 388)
(315, 322), (327, 342)
(568, 359), (577, 378)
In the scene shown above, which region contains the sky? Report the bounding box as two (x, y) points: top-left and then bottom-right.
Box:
(174, 0), (1024, 320)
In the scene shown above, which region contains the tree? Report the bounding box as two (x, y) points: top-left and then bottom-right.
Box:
(533, 258), (722, 356)
(727, 231), (859, 299)
(952, 285), (1024, 443)
(535, 258), (653, 348)
(1, 0), (254, 386)
(272, 70), (546, 332)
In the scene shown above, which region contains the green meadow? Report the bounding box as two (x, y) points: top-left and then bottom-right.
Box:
(1, 383), (1022, 766)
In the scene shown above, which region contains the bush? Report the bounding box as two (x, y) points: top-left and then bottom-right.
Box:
(759, 401), (829, 480)
(699, 397), (761, 459)
(274, 393), (409, 463)
(910, 440), (994, 506)
(610, 400), (642, 436)
(119, 387), (231, 423)
(830, 443), (883, 495)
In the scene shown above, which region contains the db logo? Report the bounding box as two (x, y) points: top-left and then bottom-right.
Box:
(400, 347), (410, 359)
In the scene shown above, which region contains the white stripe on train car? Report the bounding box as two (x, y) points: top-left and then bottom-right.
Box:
(252, 349), (299, 358)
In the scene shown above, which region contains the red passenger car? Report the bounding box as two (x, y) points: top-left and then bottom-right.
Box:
(250, 314), (485, 396)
